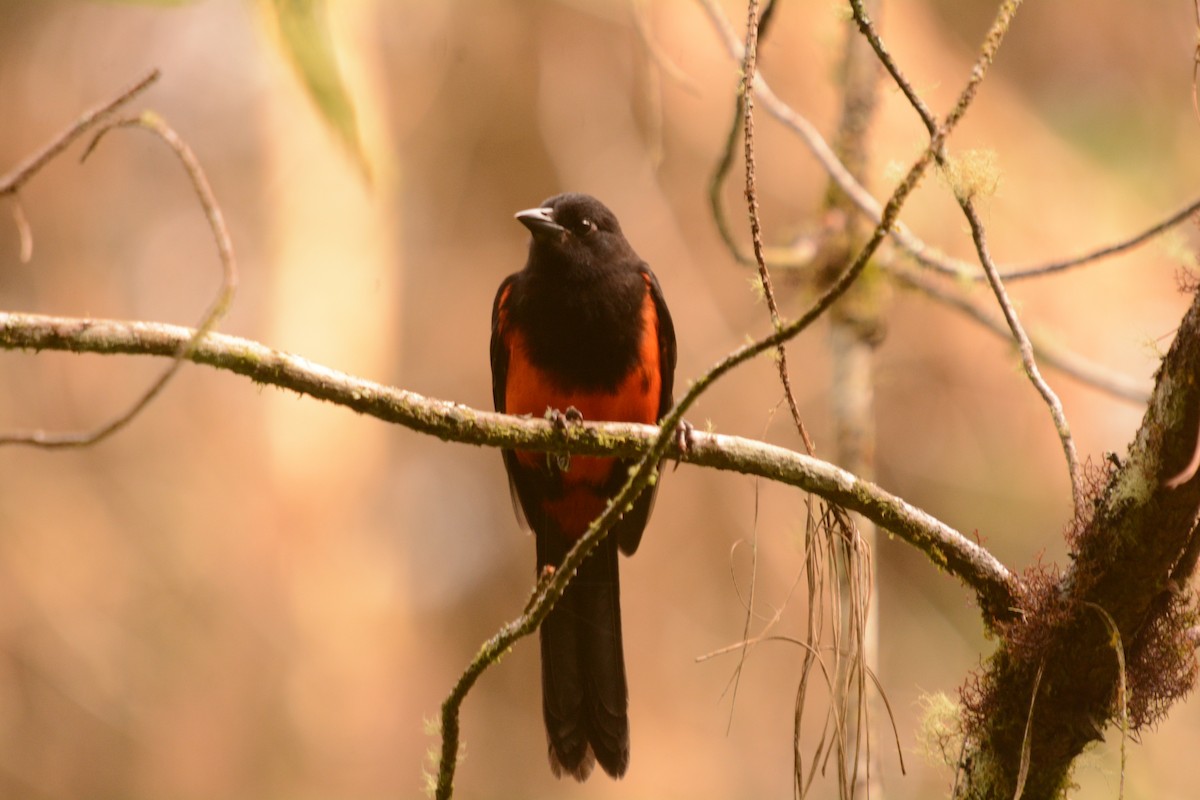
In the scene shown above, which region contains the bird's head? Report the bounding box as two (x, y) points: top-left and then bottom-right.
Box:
(515, 193), (634, 272)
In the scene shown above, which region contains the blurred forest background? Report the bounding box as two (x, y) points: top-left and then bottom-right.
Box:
(0, 0), (1198, 797)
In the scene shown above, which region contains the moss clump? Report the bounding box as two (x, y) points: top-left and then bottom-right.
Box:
(916, 691), (965, 768)
(940, 148), (1001, 202)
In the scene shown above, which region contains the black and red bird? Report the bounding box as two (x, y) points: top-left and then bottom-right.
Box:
(490, 193), (676, 780)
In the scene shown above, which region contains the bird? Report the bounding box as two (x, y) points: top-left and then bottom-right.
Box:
(490, 192), (677, 780)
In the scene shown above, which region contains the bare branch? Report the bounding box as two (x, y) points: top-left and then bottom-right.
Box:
(989, 196), (1200, 283)
(1193, 0), (1200, 127)
(849, 0), (1199, 286)
(739, 0), (814, 453)
(704, 0), (1200, 290)
(0, 310), (1020, 616)
(848, 0), (1083, 519)
(964, 204), (1085, 520)
(0, 69), (160, 266)
(698, 0), (890, 253)
(888, 264), (1151, 404)
(0, 112), (237, 448)
(0, 69), (160, 197)
(628, 0), (700, 95)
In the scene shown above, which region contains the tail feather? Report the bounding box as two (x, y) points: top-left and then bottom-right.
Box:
(537, 533), (629, 780)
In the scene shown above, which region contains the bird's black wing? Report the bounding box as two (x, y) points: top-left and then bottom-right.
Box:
(613, 265), (676, 556)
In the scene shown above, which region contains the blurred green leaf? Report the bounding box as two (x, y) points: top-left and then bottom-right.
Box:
(268, 0), (371, 180)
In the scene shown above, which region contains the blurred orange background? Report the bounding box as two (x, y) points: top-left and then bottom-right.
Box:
(0, 0), (1197, 797)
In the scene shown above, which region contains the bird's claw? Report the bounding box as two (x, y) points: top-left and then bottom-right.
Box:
(548, 405), (584, 431)
(547, 406), (584, 472)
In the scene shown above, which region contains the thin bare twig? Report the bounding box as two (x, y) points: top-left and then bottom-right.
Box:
(888, 264), (1151, 404)
(990, 196), (1200, 282)
(707, 0), (800, 270)
(968, 202), (1087, 521)
(0, 69), (160, 196)
(1193, 0), (1200, 125)
(721, 535), (760, 732)
(705, 0), (1200, 290)
(797, 502), (834, 798)
(0, 111), (237, 448)
(740, 0), (815, 454)
(720, 414), (789, 733)
(850, 0), (1084, 519)
(0, 69), (160, 264)
(698, 626), (908, 798)
(850, 0), (1200, 285)
(629, 0), (700, 95)
(698, 0), (884, 241)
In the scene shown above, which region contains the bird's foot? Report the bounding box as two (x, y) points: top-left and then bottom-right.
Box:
(546, 406), (584, 472)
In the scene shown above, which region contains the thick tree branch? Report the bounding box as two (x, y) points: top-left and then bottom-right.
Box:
(956, 283), (1200, 799)
(0, 310), (1019, 617)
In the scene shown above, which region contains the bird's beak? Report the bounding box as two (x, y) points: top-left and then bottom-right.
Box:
(515, 207), (566, 239)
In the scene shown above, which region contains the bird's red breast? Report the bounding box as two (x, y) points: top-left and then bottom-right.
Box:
(496, 275), (662, 537)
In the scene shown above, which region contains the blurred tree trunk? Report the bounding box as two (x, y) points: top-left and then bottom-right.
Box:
(823, 0), (886, 796)
(260, 1), (401, 525)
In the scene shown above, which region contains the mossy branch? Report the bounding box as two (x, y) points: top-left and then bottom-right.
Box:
(953, 281), (1200, 800)
(0, 310), (1019, 616)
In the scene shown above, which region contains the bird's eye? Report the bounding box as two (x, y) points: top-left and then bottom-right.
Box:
(577, 218), (596, 235)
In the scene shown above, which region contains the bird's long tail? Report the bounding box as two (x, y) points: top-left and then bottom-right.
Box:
(537, 531), (629, 780)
